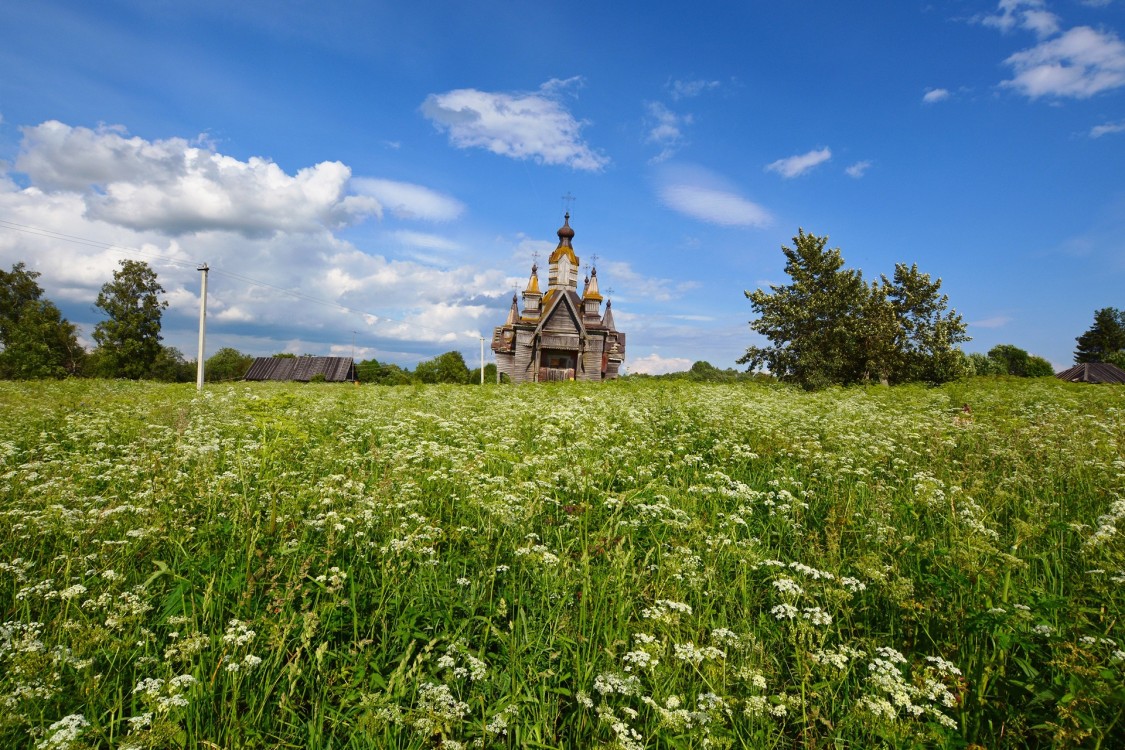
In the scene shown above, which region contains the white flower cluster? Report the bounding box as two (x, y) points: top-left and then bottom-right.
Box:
(1086, 497), (1125, 548)
(436, 641), (488, 682)
(594, 671), (641, 696)
(860, 647), (959, 730)
(641, 599), (693, 624)
(672, 641), (726, 666)
(811, 644), (867, 671)
(412, 682), (469, 737)
(133, 674), (197, 712)
(222, 619), (256, 647)
(34, 714), (88, 750)
(313, 566), (347, 594)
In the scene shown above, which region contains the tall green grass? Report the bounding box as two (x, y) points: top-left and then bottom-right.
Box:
(0, 377), (1122, 748)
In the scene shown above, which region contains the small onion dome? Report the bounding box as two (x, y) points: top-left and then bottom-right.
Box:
(557, 212), (575, 244)
(584, 266), (602, 300)
(525, 263), (540, 294)
(549, 213), (579, 265)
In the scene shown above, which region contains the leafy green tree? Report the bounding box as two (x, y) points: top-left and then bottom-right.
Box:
(205, 347), (254, 382)
(884, 264), (970, 383)
(740, 231), (969, 388)
(967, 352), (1001, 376)
(415, 351), (470, 384)
(468, 363), (498, 384)
(1104, 350), (1125, 370)
(149, 346), (195, 382)
(0, 263), (85, 379)
(1026, 355), (1055, 377)
(92, 260), (167, 378)
(0, 299), (85, 379)
(0, 263), (45, 341)
(988, 344), (1030, 377)
(739, 230), (869, 389)
(1074, 307), (1125, 363)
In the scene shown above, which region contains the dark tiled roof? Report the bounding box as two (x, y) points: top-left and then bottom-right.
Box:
(1055, 362), (1125, 384)
(244, 357), (356, 382)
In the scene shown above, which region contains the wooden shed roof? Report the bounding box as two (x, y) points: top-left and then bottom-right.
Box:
(1055, 362), (1125, 384)
(244, 356), (356, 382)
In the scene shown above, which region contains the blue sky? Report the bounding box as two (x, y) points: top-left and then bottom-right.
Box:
(1, 0), (1123, 373)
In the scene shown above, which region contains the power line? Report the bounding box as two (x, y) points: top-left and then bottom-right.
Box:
(0, 217), (486, 344)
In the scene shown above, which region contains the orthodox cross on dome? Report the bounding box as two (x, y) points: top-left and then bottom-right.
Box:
(561, 192), (576, 214)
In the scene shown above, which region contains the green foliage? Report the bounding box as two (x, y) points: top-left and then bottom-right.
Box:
(988, 344), (1031, 376)
(1104, 350), (1125, 370)
(92, 259), (168, 379)
(1026, 355), (1055, 377)
(467, 363), (498, 385)
(355, 358), (414, 385)
(0, 262), (45, 342)
(148, 346), (195, 382)
(414, 350), (470, 384)
(740, 230), (968, 388)
(0, 263), (85, 379)
(0, 299), (85, 379)
(646, 360), (766, 383)
(204, 347), (253, 382)
(1, 378), (1123, 749)
(1075, 307), (1125, 363)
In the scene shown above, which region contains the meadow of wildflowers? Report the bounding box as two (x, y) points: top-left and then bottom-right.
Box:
(0, 377), (1122, 749)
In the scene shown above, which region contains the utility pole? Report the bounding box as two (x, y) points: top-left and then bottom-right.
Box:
(479, 337), (485, 385)
(196, 263), (209, 391)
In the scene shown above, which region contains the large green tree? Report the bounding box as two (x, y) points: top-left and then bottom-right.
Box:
(205, 347), (254, 382)
(883, 263), (970, 383)
(740, 231), (969, 388)
(0, 263), (85, 379)
(92, 260), (168, 379)
(1074, 307), (1125, 363)
(738, 230), (869, 389)
(414, 351), (470, 384)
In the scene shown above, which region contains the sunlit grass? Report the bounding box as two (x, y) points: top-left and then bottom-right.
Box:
(1, 377), (1122, 748)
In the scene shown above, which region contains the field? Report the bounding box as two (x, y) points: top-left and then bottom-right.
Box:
(1, 377), (1123, 749)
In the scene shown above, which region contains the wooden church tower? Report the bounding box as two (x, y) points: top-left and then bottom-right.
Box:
(491, 214), (625, 382)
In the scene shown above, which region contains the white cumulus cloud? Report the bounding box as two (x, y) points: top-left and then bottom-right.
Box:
(645, 102), (692, 163)
(1002, 25), (1125, 98)
(980, 0), (1059, 37)
(658, 184), (771, 228)
(628, 353), (692, 375)
(765, 147), (832, 178)
(15, 121), (383, 237)
(350, 178), (464, 221)
(845, 160), (872, 178)
(923, 87), (951, 103)
(667, 78), (721, 101)
(1090, 119), (1125, 137)
(421, 78), (609, 171)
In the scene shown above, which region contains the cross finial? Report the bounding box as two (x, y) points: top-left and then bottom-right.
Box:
(606, 287), (615, 297)
(590, 253), (599, 269)
(561, 192), (576, 213)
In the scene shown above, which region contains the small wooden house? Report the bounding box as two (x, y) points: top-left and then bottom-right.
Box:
(244, 356), (356, 382)
(1055, 362), (1125, 384)
(491, 214), (625, 383)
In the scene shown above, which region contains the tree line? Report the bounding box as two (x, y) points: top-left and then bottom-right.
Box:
(0, 259), (499, 384)
(737, 230), (1115, 388)
(3, 243), (1119, 386)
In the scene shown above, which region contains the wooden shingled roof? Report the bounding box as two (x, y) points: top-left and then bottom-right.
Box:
(1055, 362), (1125, 384)
(243, 356), (356, 382)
